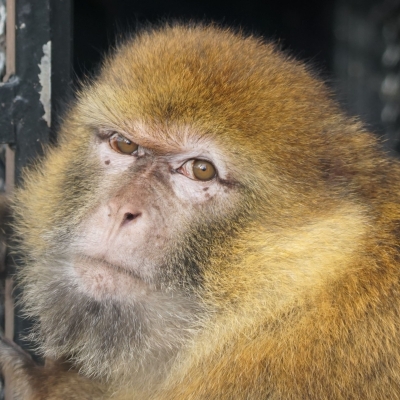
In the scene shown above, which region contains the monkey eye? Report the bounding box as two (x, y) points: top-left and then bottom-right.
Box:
(109, 134), (139, 155)
(178, 159), (217, 181)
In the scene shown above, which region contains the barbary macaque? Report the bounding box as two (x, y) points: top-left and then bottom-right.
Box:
(1, 23), (400, 399)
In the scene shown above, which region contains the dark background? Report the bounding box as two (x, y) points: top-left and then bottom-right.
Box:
(74, 0), (335, 79)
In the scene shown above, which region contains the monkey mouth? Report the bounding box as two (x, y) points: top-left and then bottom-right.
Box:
(72, 254), (151, 298)
(79, 254), (143, 278)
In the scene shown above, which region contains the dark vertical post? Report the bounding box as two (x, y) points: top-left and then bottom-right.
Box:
(13, 0), (52, 182)
(11, 0), (53, 350)
(0, 0), (73, 354)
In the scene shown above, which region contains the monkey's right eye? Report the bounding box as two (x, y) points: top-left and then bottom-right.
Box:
(109, 135), (139, 155)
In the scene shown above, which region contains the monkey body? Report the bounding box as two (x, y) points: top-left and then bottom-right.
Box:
(2, 24), (400, 399)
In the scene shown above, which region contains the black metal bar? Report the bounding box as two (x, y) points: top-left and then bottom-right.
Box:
(0, 0), (73, 350)
(11, 0), (52, 349)
(0, 0), (73, 166)
(13, 0), (52, 183)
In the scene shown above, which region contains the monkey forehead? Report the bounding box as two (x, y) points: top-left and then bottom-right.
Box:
(77, 24), (333, 147)
(114, 121), (219, 154)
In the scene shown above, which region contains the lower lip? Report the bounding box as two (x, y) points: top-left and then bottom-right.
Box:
(73, 256), (149, 299)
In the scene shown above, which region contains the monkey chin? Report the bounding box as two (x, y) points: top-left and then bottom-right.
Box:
(72, 255), (150, 301)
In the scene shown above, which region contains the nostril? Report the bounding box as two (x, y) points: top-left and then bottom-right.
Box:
(122, 212), (141, 226)
(125, 213), (135, 221)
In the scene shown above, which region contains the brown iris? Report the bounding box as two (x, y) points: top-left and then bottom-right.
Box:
(192, 160), (216, 181)
(109, 135), (138, 155)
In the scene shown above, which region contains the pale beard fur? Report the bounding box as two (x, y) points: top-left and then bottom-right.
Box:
(18, 213), (245, 390)
(20, 256), (203, 389)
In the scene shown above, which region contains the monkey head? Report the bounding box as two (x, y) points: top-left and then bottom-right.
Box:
(11, 24), (391, 394)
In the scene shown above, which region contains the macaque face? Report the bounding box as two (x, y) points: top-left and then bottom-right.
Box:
(21, 114), (247, 383)
(70, 124), (240, 302)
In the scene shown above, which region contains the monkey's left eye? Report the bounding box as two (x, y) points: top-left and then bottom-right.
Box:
(109, 134), (139, 155)
(178, 159), (217, 181)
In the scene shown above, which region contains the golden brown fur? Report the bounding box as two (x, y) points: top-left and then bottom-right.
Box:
(2, 23), (400, 399)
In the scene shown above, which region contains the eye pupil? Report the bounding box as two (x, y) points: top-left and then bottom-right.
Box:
(192, 160), (216, 181)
